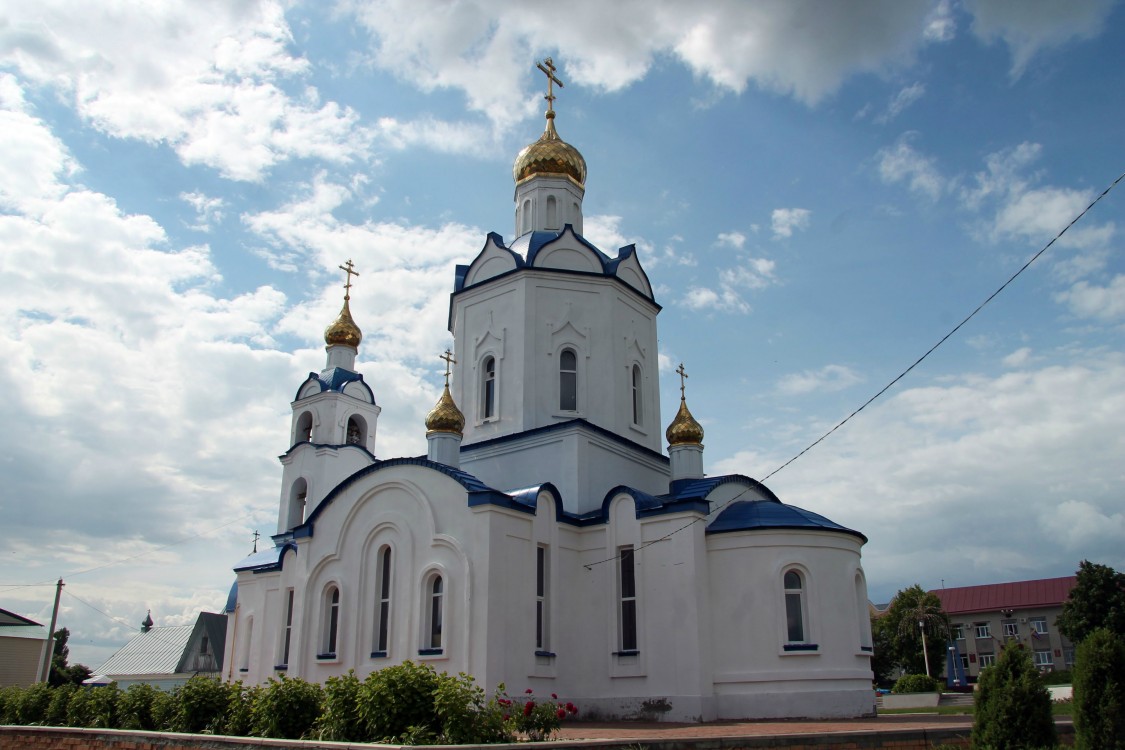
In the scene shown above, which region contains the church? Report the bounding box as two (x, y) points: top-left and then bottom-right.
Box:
(223, 60), (874, 721)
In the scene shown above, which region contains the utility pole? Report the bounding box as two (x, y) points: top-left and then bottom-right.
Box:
(919, 619), (931, 677)
(38, 578), (64, 683)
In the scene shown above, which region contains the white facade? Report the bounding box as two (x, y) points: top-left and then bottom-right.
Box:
(224, 103), (874, 721)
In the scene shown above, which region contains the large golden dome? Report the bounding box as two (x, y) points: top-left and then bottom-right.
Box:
(513, 111), (587, 187)
(324, 298), (362, 348)
(425, 384), (465, 436)
(666, 398), (704, 447)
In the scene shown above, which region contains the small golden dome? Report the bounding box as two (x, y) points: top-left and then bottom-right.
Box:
(426, 384), (465, 436)
(513, 112), (587, 187)
(666, 398), (704, 446)
(324, 298), (362, 348)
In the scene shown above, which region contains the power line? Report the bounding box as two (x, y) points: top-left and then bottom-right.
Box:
(584, 168), (1124, 570)
(63, 589), (138, 632)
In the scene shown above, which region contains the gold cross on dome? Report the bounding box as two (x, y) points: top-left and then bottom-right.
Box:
(676, 362), (689, 399)
(338, 259), (360, 300)
(439, 349), (457, 386)
(536, 57), (564, 113)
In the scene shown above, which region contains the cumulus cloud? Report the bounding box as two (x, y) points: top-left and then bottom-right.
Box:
(874, 82), (925, 124)
(717, 231), (746, 249)
(181, 191), (226, 232)
(771, 208), (812, 239)
(923, 0), (956, 42)
(875, 134), (945, 200)
(1055, 276), (1125, 321)
(680, 255), (776, 313)
(777, 364), (865, 395)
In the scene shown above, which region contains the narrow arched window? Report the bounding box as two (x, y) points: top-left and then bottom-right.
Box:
(321, 586), (340, 657)
(546, 195), (558, 229)
(346, 415), (365, 445)
(784, 570), (806, 643)
(481, 356), (496, 420)
(295, 411), (313, 443)
(522, 199), (532, 234)
(428, 575), (444, 650)
(631, 365), (642, 425)
(559, 349), (577, 411)
(287, 478), (308, 530)
(375, 547), (392, 654)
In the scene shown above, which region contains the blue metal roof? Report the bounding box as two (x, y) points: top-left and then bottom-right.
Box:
(224, 581), (238, 613)
(707, 498), (867, 542)
(293, 367), (374, 402)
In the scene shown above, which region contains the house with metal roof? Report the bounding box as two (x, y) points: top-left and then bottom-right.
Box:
(931, 576), (1077, 680)
(86, 612), (225, 690)
(0, 608), (48, 688)
(225, 60), (874, 722)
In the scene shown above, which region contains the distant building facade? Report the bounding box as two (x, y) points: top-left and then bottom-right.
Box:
(86, 612), (225, 690)
(0, 608), (48, 687)
(931, 576), (1076, 680)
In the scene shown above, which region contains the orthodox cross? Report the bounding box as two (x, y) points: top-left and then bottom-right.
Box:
(338, 259), (360, 300)
(439, 349), (457, 387)
(536, 57), (564, 113)
(676, 362), (689, 399)
(251, 530), (260, 553)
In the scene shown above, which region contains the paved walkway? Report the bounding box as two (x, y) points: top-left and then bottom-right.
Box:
(556, 713), (975, 741)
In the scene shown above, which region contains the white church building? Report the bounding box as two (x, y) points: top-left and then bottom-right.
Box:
(223, 61), (874, 721)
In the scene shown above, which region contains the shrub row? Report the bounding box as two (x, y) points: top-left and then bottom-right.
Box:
(0, 661), (578, 744)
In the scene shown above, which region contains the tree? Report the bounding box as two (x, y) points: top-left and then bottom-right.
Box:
(973, 641), (1057, 750)
(872, 584), (950, 678)
(1058, 560), (1125, 643)
(47, 628), (92, 687)
(1073, 627), (1125, 750)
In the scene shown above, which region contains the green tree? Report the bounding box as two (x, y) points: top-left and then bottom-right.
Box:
(47, 628), (92, 687)
(872, 584), (950, 677)
(1058, 560), (1125, 643)
(1073, 627), (1125, 750)
(972, 641), (1056, 750)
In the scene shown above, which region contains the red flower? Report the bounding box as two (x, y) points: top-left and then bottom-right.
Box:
(551, 693), (558, 699)
(557, 708), (566, 719)
(498, 698), (511, 706)
(523, 700), (534, 716)
(525, 688), (534, 694)
(503, 714), (510, 721)
(566, 702), (578, 715)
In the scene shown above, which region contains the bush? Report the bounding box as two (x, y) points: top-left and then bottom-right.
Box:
(0, 685), (22, 724)
(892, 673), (940, 694)
(221, 682), (257, 737)
(434, 673), (509, 745)
(44, 683), (76, 726)
(150, 687), (177, 730)
(117, 683), (162, 731)
(172, 675), (231, 733)
(318, 670), (364, 741)
(1040, 668), (1073, 686)
(358, 660), (443, 742)
(16, 682), (53, 724)
(252, 675), (323, 739)
(1073, 627), (1125, 750)
(973, 642), (1057, 750)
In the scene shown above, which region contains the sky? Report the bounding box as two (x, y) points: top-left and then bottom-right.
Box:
(1, 0), (1124, 670)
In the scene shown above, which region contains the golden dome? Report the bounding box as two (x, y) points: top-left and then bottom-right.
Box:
(425, 384), (465, 436)
(324, 298), (362, 348)
(666, 398), (704, 446)
(513, 111), (587, 187)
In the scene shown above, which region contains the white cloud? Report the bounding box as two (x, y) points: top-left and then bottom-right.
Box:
(1055, 276), (1125, 321)
(964, 0), (1117, 77)
(875, 135), (945, 200)
(1002, 347), (1034, 368)
(717, 231), (746, 249)
(771, 208), (812, 239)
(777, 364), (864, 395)
(180, 191), (226, 232)
(680, 255), (776, 314)
(0, 0), (372, 181)
(923, 0), (956, 42)
(682, 286), (749, 314)
(874, 82), (925, 124)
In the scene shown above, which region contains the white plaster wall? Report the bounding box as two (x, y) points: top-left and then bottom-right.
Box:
(276, 444), (375, 532)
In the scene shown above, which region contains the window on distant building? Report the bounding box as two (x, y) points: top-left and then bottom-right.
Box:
(425, 573), (444, 652)
(784, 569), (808, 644)
(535, 545), (549, 651)
(320, 585), (340, 658)
(1064, 648), (1075, 667)
(280, 589), (294, 666)
(618, 546), (637, 651)
(374, 546), (392, 655)
(1003, 620), (1019, 638)
(978, 653), (996, 668)
(346, 415), (366, 445)
(959, 653), (969, 670)
(481, 356), (496, 420)
(630, 364), (643, 426)
(952, 624), (964, 641)
(559, 348), (578, 411)
(975, 623), (991, 639)
(1034, 650), (1053, 668)
(1030, 617), (1048, 636)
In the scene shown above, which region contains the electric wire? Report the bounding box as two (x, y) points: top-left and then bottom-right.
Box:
(584, 168), (1125, 570)
(63, 588), (139, 632)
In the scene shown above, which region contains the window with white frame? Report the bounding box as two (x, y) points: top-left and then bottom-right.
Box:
(535, 545), (549, 651)
(1064, 647), (1075, 667)
(425, 573), (444, 651)
(975, 622), (991, 639)
(280, 589), (294, 666)
(1030, 617), (1048, 636)
(959, 653), (969, 670)
(630, 364), (642, 425)
(481, 356), (496, 420)
(952, 624), (965, 641)
(1003, 620), (1018, 638)
(618, 546), (637, 651)
(320, 586), (340, 657)
(1034, 650), (1053, 668)
(784, 570), (807, 643)
(559, 349), (578, 411)
(374, 547), (392, 655)
(978, 653), (996, 668)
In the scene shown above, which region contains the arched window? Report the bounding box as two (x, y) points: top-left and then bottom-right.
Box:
(618, 546), (637, 651)
(546, 195), (558, 229)
(559, 349), (577, 412)
(346, 415), (366, 446)
(295, 411), (313, 443)
(521, 199), (532, 234)
(856, 572), (872, 651)
(784, 570), (806, 643)
(631, 365), (642, 425)
(481, 356), (496, 420)
(287, 478), (308, 530)
(320, 586), (341, 657)
(426, 574), (444, 651)
(374, 547), (392, 654)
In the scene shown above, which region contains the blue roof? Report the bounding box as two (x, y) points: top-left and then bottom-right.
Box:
(233, 543), (296, 573)
(294, 367), (374, 402)
(224, 581), (238, 613)
(707, 499), (867, 542)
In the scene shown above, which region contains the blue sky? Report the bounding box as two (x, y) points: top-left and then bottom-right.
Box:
(2, 0), (1123, 668)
